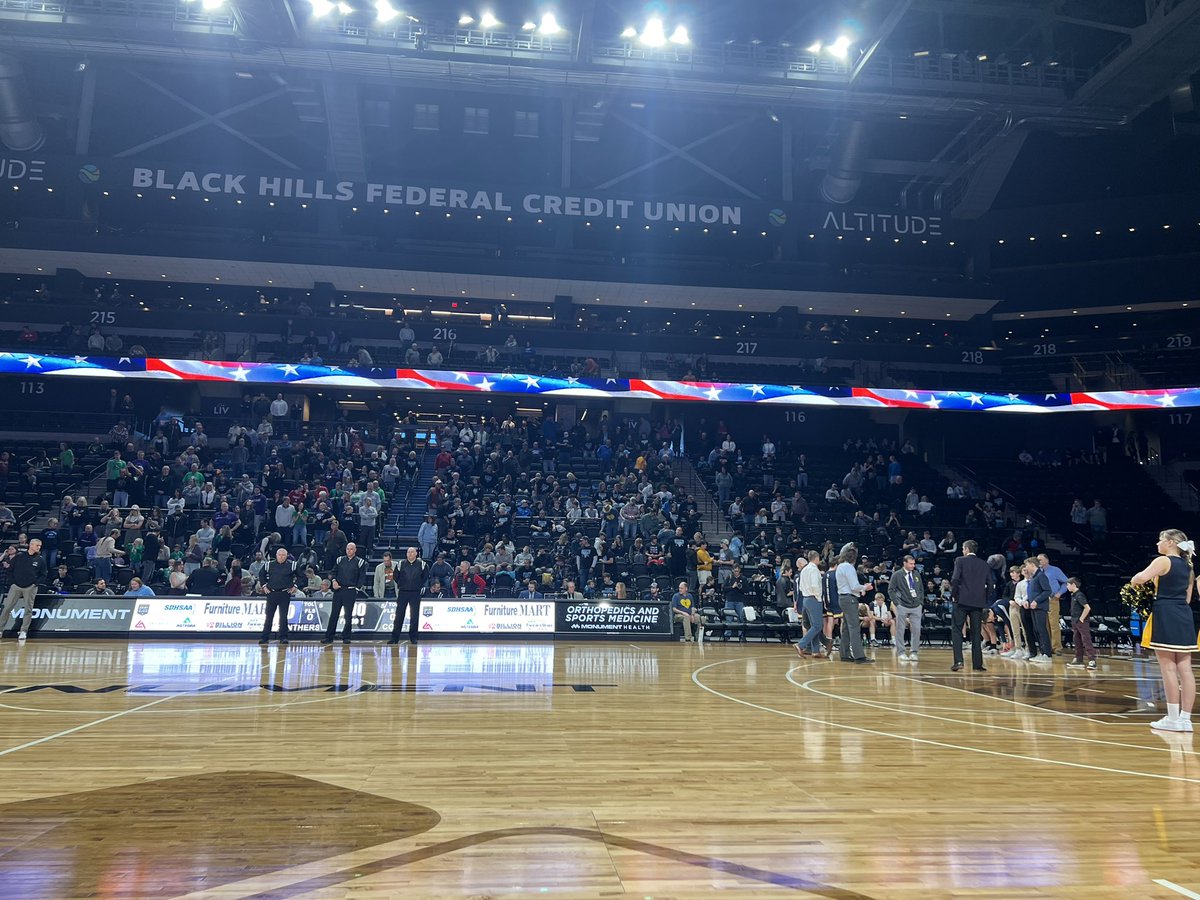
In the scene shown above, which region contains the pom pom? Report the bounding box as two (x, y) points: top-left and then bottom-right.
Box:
(1119, 581), (1155, 618)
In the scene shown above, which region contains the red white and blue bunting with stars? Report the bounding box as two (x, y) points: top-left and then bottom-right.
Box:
(0, 352), (1193, 412)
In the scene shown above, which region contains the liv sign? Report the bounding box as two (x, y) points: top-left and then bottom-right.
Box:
(822, 210), (943, 236)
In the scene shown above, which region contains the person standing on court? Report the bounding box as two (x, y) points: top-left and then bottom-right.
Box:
(951, 540), (993, 672)
(0, 538), (46, 641)
(1037, 553), (1068, 655)
(835, 547), (874, 664)
(259, 547), (297, 645)
(389, 546), (427, 645)
(323, 541), (366, 645)
(1022, 557), (1054, 662)
(889, 554), (923, 663)
(794, 551), (824, 658)
(1132, 529), (1197, 732)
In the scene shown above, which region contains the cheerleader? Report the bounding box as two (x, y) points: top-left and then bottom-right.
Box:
(1132, 529), (1197, 732)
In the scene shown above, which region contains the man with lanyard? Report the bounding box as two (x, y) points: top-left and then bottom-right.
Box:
(888, 554), (923, 663)
(323, 541), (366, 645)
(259, 547), (298, 645)
(388, 546), (427, 645)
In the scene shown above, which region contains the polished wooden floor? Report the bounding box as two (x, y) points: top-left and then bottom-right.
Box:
(1, 637), (1199, 899)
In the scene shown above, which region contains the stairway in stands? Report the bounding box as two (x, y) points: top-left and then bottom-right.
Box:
(670, 456), (733, 542)
(377, 453), (436, 556)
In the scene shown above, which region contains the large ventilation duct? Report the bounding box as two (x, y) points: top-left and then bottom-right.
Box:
(819, 119), (869, 204)
(0, 53), (44, 152)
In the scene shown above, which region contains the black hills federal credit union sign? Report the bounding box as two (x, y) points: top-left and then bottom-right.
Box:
(6, 156), (961, 237)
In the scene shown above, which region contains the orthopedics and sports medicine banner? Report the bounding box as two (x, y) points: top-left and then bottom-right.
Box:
(0, 351), (1195, 412)
(555, 602), (672, 635)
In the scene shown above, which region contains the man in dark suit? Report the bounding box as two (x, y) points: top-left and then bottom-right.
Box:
(950, 540), (993, 672)
(1022, 557), (1055, 662)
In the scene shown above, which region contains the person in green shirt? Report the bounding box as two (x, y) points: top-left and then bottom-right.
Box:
(105, 451), (127, 496)
(58, 443), (75, 472)
(182, 464), (206, 490)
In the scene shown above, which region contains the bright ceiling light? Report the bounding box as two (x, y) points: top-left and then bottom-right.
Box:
(374, 0), (399, 23)
(458, 13), (474, 25)
(828, 35), (851, 58)
(522, 20), (536, 30)
(621, 26), (638, 39)
(309, 0), (335, 17)
(538, 11), (562, 34)
(668, 24), (690, 45)
(337, 1), (352, 13)
(806, 40), (822, 53)
(640, 16), (666, 47)
(200, 0), (225, 10)
(479, 10), (500, 28)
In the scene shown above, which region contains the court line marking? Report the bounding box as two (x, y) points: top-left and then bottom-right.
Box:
(0, 681), (379, 715)
(690, 657), (1200, 784)
(1156, 879), (1200, 899)
(792, 673), (1200, 758)
(0, 661), (272, 759)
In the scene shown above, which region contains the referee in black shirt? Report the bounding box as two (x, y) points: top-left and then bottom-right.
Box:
(388, 546), (427, 645)
(259, 547), (297, 645)
(323, 541), (367, 645)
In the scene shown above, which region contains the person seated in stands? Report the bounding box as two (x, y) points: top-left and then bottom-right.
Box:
(643, 581), (665, 603)
(916, 531), (937, 558)
(494, 544), (517, 580)
(429, 552), (454, 593)
(1017, 449), (1034, 465)
(597, 573), (617, 598)
(938, 531), (959, 554)
(646, 538), (667, 570)
(513, 545), (534, 581)
(50, 564), (71, 594)
(905, 488), (920, 512)
(917, 495), (935, 516)
(451, 561), (487, 596)
(853, 509), (872, 530)
(0, 502), (14, 534)
(824, 483), (841, 502)
(86, 578), (114, 596)
(901, 531), (920, 555)
(518, 579), (543, 600)
(124, 576), (155, 597)
(473, 543), (497, 577)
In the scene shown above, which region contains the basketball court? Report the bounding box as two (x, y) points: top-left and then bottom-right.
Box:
(2, 640), (1198, 899)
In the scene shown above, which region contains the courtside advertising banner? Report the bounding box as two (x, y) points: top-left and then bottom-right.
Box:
(556, 602), (672, 635)
(20, 597), (136, 633)
(413, 600), (556, 634)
